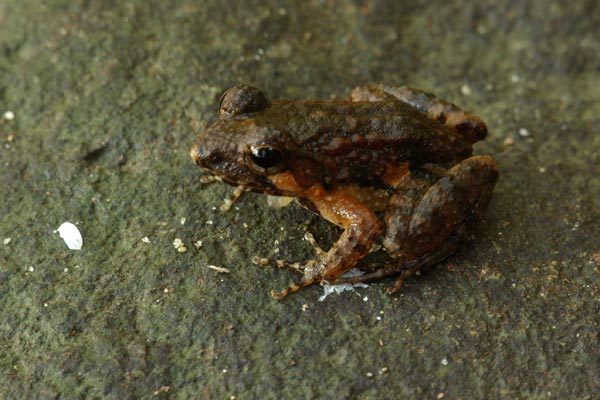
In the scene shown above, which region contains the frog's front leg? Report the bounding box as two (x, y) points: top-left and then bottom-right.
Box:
(258, 184), (384, 300)
(199, 173), (249, 212)
(252, 232), (326, 275)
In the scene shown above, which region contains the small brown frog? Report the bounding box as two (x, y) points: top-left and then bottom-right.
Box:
(191, 84), (498, 299)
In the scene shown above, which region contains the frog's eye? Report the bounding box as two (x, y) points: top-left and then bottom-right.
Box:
(248, 146), (284, 173)
(219, 85), (269, 118)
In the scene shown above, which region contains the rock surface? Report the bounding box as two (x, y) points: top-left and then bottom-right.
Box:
(1, 1), (598, 398)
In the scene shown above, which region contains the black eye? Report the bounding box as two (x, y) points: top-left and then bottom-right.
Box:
(219, 85), (269, 118)
(250, 146), (283, 169)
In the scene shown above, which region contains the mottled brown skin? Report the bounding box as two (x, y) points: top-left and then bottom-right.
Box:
(191, 84), (499, 299)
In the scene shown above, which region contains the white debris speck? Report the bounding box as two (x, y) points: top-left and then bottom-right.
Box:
(366, 372), (374, 378)
(441, 358), (449, 366)
(28, 266), (34, 272)
(503, 136), (515, 146)
(301, 304), (309, 311)
(318, 269), (368, 301)
(173, 238), (187, 253)
(3, 111), (14, 120)
(206, 220), (213, 225)
(63, 268), (69, 273)
(193, 240), (203, 249)
(510, 74), (520, 83)
(363, 296), (368, 302)
(54, 222), (83, 250)
(518, 128), (531, 137)
(266, 195), (293, 208)
(460, 84), (472, 96)
(141, 236), (151, 243)
(180, 217), (186, 225)
(207, 264), (230, 273)
(3, 237), (11, 245)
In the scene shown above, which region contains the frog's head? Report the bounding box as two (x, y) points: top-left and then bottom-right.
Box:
(191, 85), (323, 196)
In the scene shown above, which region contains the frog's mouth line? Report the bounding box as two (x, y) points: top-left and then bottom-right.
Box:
(198, 166), (284, 196)
(192, 145), (298, 196)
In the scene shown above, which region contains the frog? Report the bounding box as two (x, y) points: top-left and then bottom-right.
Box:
(190, 84), (499, 300)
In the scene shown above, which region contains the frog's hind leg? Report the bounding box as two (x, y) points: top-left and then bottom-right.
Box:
(329, 258), (419, 285)
(380, 155), (499, 291)
(350, 84), (487, 143)
(330, 243), (455, 292)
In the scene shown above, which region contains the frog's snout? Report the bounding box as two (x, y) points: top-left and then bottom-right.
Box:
(190, 144), (204, 166)
(190, 139), (232, 172)
(191, 144), (221, 169)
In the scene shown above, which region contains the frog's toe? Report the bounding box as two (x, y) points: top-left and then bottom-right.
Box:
(303, 232), (326, 257)
(219, 185), (248, 212)
(252, 256), (307, 274)
(271, 276), (320, 300)
(388, 273), (409, 295)
(251, 232), (325, 275)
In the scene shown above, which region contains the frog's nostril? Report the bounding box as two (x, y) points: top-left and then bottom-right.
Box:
(203, 149), (227, 168)
(190, 145), (207, 164)
(191, 145), (215, 166)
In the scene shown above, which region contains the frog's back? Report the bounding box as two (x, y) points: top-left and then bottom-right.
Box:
(256, 99), (475, 175)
